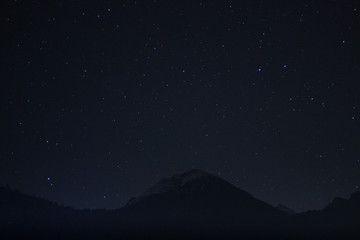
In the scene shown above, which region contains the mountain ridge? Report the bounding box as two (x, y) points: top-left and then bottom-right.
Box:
(1, 169), (360, 239)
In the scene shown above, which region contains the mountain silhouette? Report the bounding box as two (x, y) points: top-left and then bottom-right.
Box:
(1, 169), (360, 239)
(121, 169), (287, 228)
(0, 187), (106, 239)
(296, 191), (360, 236)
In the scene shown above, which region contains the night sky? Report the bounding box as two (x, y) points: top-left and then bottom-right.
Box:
(1, 0), (360, 212)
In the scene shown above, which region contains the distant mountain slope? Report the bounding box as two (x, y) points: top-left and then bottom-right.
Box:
(297, 191), (360, 234)
(0, 187), (108, 239)
(0, 186), (66, 225)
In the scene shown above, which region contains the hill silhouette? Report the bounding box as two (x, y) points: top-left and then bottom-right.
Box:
(1, 169), (359, 239)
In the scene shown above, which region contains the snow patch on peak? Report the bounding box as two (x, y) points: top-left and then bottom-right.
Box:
(175, 169), (212, 186)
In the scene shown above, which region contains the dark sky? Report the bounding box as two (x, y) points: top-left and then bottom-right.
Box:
(1, 0), (360, 212)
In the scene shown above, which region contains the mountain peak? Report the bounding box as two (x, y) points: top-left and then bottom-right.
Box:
(179, 168), (210, 176)
(171, 169), (214, 186)
(126, 169), (217, 206)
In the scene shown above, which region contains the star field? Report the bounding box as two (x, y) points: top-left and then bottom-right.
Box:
(1, 0), (360, 212)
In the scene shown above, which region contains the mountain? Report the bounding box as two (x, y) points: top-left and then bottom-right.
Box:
(116, 169), (290, 237)
(0, 187), (108, 239)
(297, 191), (360, 236)
(1, 170), (360, 239)
(122, 169), (287, 224)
